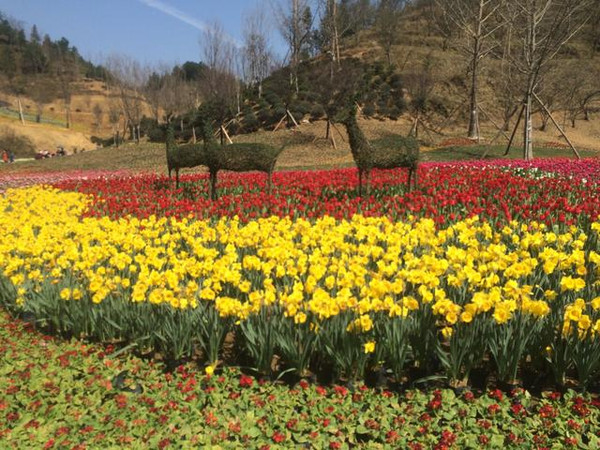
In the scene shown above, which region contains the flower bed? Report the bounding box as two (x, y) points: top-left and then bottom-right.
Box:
(53, 159), (600, 227)
(0, 169), (131, 194)
(1, 159), (600, 388)
(1, 312), (599, 449)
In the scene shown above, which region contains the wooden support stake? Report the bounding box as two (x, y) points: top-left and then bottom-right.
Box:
(329, 126), (337, 149)
(502, 102), (526, 157)
(477, 105), (511, 143)
(437, 98), (467, 134)
(533, 92), (581, 160)
(331, 121), (346, 143)
(354, 102), (365, 117)
(220, 125), (233, 145)
(273, 114), (287, 132)
(410, 116), (419, 139)
(286, 109), (299, 128)
(17, 98), (25, 125)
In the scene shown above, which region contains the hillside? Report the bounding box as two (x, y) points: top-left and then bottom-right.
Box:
(1, 2), (600, 162)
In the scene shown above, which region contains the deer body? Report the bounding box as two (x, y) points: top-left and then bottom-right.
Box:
(199, 122), (285, 200)
(165, 126), (208, 188)
(341, 109), (419, 196)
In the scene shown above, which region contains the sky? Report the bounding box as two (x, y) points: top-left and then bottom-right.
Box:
(0, 0), (291, 68)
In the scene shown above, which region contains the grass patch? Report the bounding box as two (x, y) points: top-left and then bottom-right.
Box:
(423, 145), (599, 162)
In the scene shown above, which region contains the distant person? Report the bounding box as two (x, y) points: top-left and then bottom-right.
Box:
(2, 150), (8, 163)
(9, 150), (14, 163)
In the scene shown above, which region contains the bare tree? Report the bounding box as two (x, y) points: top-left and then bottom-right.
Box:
(107, 97), (122, 147)
(105, 54), (147, 144)
(404, 52), (440, 140)
(556, 61), (600, 127)
(29, 77), (55, 123)
(536, 65), (563, 132)
(274, 0), (315, 94)
(503, 0), (592, 160)
(144, 69), (163, 123)
(199, 22), (240, 120)
(319, 0), (342, 71)
(374, 0), (408, 66)
(144, 64), (194, 126)
(488, 5), (522, 134)
(434, 0), (505, 140)
(582, 0), (600, 57)
(242, 7), (274, 99)
(92, 103), (103, 132)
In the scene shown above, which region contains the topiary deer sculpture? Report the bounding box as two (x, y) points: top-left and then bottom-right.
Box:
(165, 124), (208, 188)
(337, 105), (419, 196)
(198, 120), (290, 200)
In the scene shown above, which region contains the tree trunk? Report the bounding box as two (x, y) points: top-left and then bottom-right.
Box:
(467, 1), (485, 140)
(467, 39), (480, 139)
(467, 58), (480, 139)
(523, 92), (533, 160)
(329, 0), (341, 68)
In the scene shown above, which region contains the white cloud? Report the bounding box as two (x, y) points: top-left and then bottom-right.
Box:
(138, 0), (210, 32)
(138, 0), (241, 48)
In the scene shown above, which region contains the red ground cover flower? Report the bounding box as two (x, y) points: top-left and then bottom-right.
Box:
(272, 431), (285, 443)
(239, 374), (254, 388)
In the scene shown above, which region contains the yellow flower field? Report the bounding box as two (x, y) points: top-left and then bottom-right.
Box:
(1, 185), (600, 385)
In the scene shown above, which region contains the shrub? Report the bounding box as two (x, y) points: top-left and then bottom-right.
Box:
(242, 111), (260, 133)
(147, 126), (166, 143)
(228, 121), (241, 136)
(386, 105), (402, 120)
(264, 92), (282, 108)
(257, 107), (273, 126)
(273, 106), (287, 119)
(310, 104), (326, 120)
(362, 103), (376, 118)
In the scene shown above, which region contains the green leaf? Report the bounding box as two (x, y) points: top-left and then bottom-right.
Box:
(247, 426), (261, 438)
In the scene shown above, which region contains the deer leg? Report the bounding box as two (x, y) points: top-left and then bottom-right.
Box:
(358, 169), (363, 197)
(267, 171), (272, 196)
(210, 170), (217, 201)
(175, 169), (180, 189)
